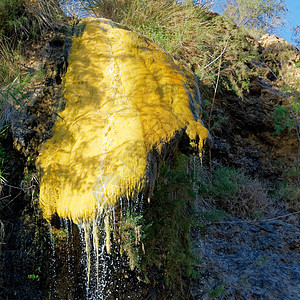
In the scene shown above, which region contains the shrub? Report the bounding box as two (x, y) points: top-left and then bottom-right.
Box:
(0, 0), (26, 41)
(221, 0), (287, 34)
(275, 182), (300, 212)
(272, 105), (295, 135)
(197, 167), (271, 219)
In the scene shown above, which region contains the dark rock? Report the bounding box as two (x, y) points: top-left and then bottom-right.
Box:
(192, 220), (300, 299)
(209, 76), (298, 179)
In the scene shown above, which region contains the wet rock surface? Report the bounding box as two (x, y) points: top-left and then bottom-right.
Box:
(191, 218), (300, 299)
(0, 22), (187, 300)
(0, 24), (73, 299)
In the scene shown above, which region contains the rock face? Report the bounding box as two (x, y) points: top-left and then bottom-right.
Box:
(1, 17), (209, 299)
(210, 80), (297, 178)
(1, 11), (299, 300)
(38, 17), (208, 224)
(190, 35), (300, 300)
(209, 37), (299, 179)
(0, 24), (73, 300)
(192, 219), (300, 299)
(259, 34), (300, 88)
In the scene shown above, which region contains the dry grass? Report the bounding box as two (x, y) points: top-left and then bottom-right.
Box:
(0, 0), (62, 43)
(196, 167), (272, 220)
(83, 0), (259, 100)
(0, 39), (23, 86)
(84, 0), (205, 53)
(0, 0), (62, 86)
(217, 176), (272, 219)
(23, 0), (63, 31)
(275, 182), (300, 212)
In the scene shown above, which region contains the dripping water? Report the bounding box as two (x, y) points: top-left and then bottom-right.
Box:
(47, 196), (146, 299)
(77, 196), (145, 299)
(48, 224), (57, 298)
(63, 218), (74, 295)
(79, 219), (115, 300)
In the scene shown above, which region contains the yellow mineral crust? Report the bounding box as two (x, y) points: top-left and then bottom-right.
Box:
(38, 18), (208, 223)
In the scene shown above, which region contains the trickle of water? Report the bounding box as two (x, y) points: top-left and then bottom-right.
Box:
(82, 222), (91, 284)
(48, 224), (57, 298)
(64, 219), (74, 294)
(96, 241), (109, 300)
(79, 221), (111, 300)
(139, 194), (144, 215)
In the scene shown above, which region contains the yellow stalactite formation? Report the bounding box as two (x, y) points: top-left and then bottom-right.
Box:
(38, 18), (208, 225)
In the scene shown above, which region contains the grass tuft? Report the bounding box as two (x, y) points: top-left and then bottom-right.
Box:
(197, 167), (271, 219)
(274, 182), (300, 212)
(0, 0), (62, 87)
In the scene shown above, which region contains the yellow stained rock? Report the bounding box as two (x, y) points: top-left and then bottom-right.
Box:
(38, 18), (208, 224)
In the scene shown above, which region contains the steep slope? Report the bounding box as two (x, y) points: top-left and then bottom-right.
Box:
(0, 3), (299, 299)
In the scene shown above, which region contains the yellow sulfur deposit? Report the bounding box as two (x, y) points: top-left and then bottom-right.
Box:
(38, 18), (208, 224)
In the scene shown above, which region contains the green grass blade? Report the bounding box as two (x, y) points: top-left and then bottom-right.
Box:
(0, 91), (9, 102)
(7, 90), (24, 107)
(13, 88), (30, 103)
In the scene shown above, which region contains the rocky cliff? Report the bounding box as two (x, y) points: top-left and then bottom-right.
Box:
(0, 7), (299, 300)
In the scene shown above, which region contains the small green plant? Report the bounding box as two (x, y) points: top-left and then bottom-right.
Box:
(200, 209), (228, 223)
(272, 105), (294, 135)
(274, 182), (300, 211)
(28, 273), (39, 281)
(28, 267), (41, 281)
(275, 182), (300, 200)
(255, 254), (269, 268)
(50, 228), (70, 247)
(241, 276), (249, 286)
(212, 167), (239, 197)
(0, 79), (28, 107)
(33, 66), (46, 81)
(120, 210), (144, 271)
(272, 86), (300, 185)
(209, 283), (228, 298)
